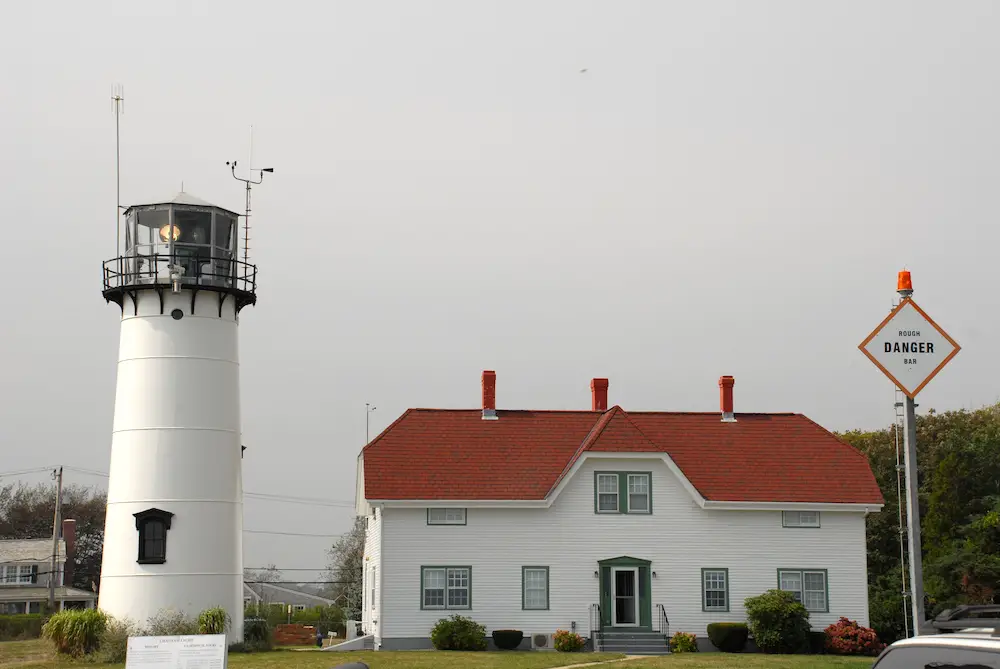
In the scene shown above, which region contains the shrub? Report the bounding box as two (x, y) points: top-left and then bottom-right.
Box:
(197, 607), (231, 635)
(553, 629), (586, 652)
(706, 622), (748, 652)
(430, 615), (487, 651)
(668, 631), (698, 653)
(824, 617), (885, 656)
(0, 614), (44, 641)
(146, 609), (199, 636)
(96, 617), (145, 664)
(491, 629), (524, 650)
(243, 616), (272, 648)
(744, 589), (811, 654)
(42, 609), (109, 657)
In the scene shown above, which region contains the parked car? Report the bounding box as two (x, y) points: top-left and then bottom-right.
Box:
(872, 605), (1000, 668)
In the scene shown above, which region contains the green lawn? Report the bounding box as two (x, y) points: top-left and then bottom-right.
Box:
(0, 639), (876, 669)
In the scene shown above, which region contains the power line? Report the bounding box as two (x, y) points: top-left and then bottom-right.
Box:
(244, 529), (344, 538)
(0, 467), (60, 478)
(2, 465), (356, 509)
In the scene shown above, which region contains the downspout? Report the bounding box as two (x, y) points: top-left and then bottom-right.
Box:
(377, 503), (385, 650)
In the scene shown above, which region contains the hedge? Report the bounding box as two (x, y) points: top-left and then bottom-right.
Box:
(0, 614), (44, 641)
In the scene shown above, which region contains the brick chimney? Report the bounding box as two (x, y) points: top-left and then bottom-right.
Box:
(719, 376), (736, 422)
(62, 519), (76, 587)
(591, 378), (609, 411)
(482, 370), (497, 420)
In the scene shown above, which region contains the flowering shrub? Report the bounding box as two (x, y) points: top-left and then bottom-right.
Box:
(553, 629), (586, 652)
(669, 631), (698, 653)
(824, 617), (885, 656)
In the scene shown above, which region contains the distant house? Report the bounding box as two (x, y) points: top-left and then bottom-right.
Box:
(0, 519), (98, 613)
(355, 371), (885, 653)
(243, 582), (338, 613)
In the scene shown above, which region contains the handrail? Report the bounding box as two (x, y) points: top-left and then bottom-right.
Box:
(102, 253), (257, 297)
(655, 604), (669, 638)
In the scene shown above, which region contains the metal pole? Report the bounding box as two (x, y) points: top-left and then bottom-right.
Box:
(902, 396), (925, 634)
(49, 467), (63, 611)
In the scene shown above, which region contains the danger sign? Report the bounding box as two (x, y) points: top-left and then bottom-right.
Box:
(859, 298), (960, 398)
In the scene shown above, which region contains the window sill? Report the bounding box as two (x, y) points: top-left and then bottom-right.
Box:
(137, 558), (166, 565)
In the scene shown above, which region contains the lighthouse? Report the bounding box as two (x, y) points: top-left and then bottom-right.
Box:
(98, 192), (256, 641)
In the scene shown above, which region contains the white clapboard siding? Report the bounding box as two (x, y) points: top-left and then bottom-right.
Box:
(375, 455), (871, 640)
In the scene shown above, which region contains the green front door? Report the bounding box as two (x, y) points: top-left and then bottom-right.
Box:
(598, 557), (652, 630)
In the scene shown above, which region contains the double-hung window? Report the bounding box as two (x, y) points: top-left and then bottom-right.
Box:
(522, 567), (549, 610)
(596, 473), (619, 512)
(595, 471), (652, 514)
(779, 569), (828, 612)
(702, 569), (729, 612)
(421, 567), (471, 610)
(628, 474), (650, 512)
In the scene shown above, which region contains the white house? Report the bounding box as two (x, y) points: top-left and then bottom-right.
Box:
(0, 519), (98, 614)
(355, 371), (884, 653)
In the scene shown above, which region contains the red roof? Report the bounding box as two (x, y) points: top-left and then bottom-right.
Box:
(362, 406), (884, 505)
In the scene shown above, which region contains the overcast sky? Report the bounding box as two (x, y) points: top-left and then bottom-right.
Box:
(1, 1), (997, 577)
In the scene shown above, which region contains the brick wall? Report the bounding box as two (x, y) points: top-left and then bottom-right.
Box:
(273, 623), (317, 646)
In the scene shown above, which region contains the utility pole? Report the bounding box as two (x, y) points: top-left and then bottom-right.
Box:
(49, 466), (63, 612)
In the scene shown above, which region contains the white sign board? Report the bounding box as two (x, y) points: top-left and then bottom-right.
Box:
(859, 298), (960, 398)
(125, 634), (227, 669)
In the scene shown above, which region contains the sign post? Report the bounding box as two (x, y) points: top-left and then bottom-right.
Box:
(859, 270), (960, 636)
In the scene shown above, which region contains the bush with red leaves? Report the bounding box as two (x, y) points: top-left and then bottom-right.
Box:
(824, 617), (885, 656)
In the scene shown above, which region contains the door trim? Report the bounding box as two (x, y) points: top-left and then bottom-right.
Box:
(611, 566), (639, 627)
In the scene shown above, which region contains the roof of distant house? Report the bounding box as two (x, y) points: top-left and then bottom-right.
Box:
(360, 373), (884, 506)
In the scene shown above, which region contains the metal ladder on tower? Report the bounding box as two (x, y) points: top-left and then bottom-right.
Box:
(893, 361), (912, 638)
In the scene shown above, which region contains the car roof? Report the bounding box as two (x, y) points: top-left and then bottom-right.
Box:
(888, 633), (1000, 652)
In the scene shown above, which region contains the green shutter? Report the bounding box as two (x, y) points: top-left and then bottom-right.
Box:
(639, 567), (651, 628)
(30, 565), (38, 584)
(600, 566), (612, 627)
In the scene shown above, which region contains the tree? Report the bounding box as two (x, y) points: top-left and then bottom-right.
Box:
(243, 563), (282, 584)
(842, 402), (1000, 643)
(323, 516), (366, 620)
(0, 482), (106, 592)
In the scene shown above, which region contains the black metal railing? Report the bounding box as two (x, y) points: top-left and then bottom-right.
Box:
(589, 603), (602, 651)
(102, 253), (257, 297)
(655, 604), (669, 638)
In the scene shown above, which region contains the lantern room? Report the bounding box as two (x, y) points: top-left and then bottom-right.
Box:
(103, 192), (257, 311)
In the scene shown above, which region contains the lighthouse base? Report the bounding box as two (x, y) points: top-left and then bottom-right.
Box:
(98, 573), (244, 642)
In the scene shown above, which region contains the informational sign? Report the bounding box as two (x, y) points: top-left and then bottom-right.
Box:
(859, 298), (960, 398)
(125, 634), (227, 669)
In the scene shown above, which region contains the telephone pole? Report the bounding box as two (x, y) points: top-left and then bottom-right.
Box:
(49, 467), (63, 611)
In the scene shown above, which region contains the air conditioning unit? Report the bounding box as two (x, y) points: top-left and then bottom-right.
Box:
(530, 633), (555, 650)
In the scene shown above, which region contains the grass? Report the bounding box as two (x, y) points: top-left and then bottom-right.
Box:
(0, 639), (877, 669)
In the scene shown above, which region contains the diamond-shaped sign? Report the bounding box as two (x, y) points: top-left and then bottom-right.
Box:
(859, 298), (960, 398)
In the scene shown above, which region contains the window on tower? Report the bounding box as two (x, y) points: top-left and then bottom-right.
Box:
(133, 508), (174, 565)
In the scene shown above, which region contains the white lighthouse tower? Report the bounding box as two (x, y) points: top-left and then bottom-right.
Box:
(99, 192), (257, 641)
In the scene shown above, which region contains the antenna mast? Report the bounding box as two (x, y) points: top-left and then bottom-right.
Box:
(112, 85), (124, 256)
(227, 126), (273, 267)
